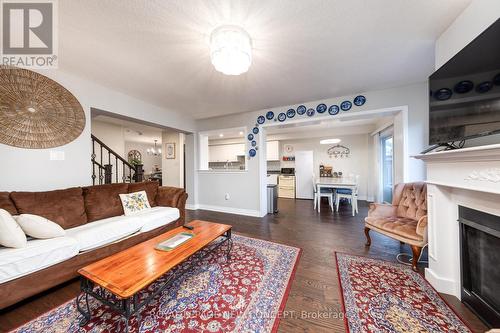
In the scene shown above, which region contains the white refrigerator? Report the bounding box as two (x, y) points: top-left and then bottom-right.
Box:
(295, 150), (314, 199)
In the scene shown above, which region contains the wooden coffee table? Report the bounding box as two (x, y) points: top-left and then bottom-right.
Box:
(76, 220), (232, 332)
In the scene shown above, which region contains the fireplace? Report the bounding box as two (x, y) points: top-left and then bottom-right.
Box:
(459, 205), (500, 328)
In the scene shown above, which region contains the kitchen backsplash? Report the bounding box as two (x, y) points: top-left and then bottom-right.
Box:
(209, 161), (245, 170)
(267, 160), (281, 172)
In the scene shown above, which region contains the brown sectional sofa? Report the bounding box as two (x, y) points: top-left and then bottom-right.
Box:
(0, 181), (187, 310)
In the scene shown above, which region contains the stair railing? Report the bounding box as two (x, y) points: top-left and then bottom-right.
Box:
(91, 134), (144, 185)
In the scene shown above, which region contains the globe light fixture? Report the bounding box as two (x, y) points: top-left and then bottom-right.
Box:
(210, 25), (252, 75)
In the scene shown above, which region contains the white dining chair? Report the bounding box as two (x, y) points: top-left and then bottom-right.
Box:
(313, 174), (334, 212)
(335, 175), (360, 216)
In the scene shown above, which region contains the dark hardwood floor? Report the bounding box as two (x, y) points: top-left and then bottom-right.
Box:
(0, 198), (487, 332)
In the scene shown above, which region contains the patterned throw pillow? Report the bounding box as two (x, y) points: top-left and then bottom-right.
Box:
(119, 191), (151, 216)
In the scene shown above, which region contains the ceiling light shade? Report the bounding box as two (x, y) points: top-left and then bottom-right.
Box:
(210, 25), (252, 75)
(320, 138), (341, 145)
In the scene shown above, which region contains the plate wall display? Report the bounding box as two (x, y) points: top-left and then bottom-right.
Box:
(0, 66), (86, 149)
(316, 103), (327, 113)
(306, 108), (315, 117)
(454, 80), (474, 94)
(286, 109), (296, 118)
(252, 127), (259, 134)
(433, 88), (452, 101)
(266, 111), (274, 120)
(476, 81), (492, 93)
(249, 148), (256, 157)
(353, 95), (366, 106)
(328, 105), (340, 115)
(247, 133), (254, 141)
(340, 101), (352, 111)
(277, 113), (286, 122)
(257, 116), (265, 124)
(251, 140), (257, 147)
(297, 105), (306, 115)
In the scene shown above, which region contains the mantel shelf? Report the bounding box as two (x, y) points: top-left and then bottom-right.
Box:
(412, 143), (500, 163)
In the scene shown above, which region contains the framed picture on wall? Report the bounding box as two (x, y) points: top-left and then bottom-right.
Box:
(165, 143), (176, 159)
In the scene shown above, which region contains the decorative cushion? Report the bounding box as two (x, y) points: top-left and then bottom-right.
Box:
(10, 187), (87, 229)
(336, 188), (353, 195)
(128, 181), (159, 207)
(0, 192), (17, 215)
(119, 191), (151, 216)
(15, 214), (65, 239)
(0, 209), (27, 248)
(82, 183), (129, 222)
(365, 216), (423, 241)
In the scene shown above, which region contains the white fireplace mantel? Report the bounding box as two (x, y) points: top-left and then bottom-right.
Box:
(413, 143), (500, 298)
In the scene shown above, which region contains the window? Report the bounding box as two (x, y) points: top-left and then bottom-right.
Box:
(380, 129), (394, 203)
(198, 127), (247, 171)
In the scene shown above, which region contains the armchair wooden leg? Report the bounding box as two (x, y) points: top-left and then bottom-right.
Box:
(410, 245), (422, 272)
(364, 227), (371, 247)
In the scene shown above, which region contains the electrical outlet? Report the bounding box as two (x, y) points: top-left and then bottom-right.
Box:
(225, 193), (230, 200)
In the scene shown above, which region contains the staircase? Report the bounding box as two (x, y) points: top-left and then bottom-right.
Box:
(91, 134), (144, 185)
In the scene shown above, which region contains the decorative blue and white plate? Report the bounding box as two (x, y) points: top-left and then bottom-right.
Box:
(266, 111), (274, 120)
(434, 88), (452, 101)
(252, 127), (259, 134)
(257, 116), (265, 124)
(494, 73), (500, 86)
(353, 95), (366, 106)
(249, 149), (256, 157)
(316, 103), (327, 113)
(297, 105), (307, 115)
(277, 113), (286, 122)
(328, 105), (340, 115)
(306, 108), (315, 117)
(340, 101), (352, 111)
(454, 80), (474, 94)
(251, 140), (257, 147)
(287, 109), (296, 118)
(247, 133), (254, 141)
(476, 81), (493, 93)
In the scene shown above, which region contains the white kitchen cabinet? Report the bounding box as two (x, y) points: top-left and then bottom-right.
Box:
(209, 143), (245, 162)
(266, 141), (280, 161)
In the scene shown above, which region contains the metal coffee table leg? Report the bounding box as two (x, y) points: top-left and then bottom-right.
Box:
(76, 278), (92, 326)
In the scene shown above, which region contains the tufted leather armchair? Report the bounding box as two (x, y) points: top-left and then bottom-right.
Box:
(364, 182), (427, 271)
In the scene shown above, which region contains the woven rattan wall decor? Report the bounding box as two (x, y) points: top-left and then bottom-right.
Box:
(0, 66), (85, 149)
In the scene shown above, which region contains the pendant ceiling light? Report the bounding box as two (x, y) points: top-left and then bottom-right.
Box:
(210, 25), (252, 75)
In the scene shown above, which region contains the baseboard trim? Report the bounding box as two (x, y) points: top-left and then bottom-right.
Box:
(186, 204), (263, 217)
(425, 268), (459, 299)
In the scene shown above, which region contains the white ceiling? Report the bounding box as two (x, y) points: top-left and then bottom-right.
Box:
(60, 0), (471, 119)
(92, 115), (163, 144)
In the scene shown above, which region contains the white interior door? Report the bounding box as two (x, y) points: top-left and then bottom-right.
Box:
(295, 150), (314, 199)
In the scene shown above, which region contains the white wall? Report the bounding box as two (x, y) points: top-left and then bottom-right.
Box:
(162, 131), (185, 188)
(435, 0), (500, 69)
(0, 69), (195, 191)
(278, 134), (374, 201)
(193, 82), (428, 215)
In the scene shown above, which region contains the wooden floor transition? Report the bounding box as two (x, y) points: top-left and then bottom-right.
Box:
(0, 198), (488, 332)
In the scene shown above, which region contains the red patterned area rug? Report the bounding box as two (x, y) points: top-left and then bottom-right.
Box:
(335, 253), (472, 333)
(12, 235), (300, 333)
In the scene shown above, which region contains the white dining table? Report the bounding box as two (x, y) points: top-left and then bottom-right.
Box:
(315, 177), (357, 213)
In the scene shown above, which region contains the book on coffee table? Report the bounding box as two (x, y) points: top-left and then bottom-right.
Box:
(155, 232), (194, 251)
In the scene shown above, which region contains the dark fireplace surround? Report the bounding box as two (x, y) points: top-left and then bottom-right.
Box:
(459, 206), (500, 328)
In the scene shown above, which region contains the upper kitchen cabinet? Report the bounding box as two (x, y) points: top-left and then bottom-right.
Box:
(266, 141), (280, 161)
(209, 143), (245, 162)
